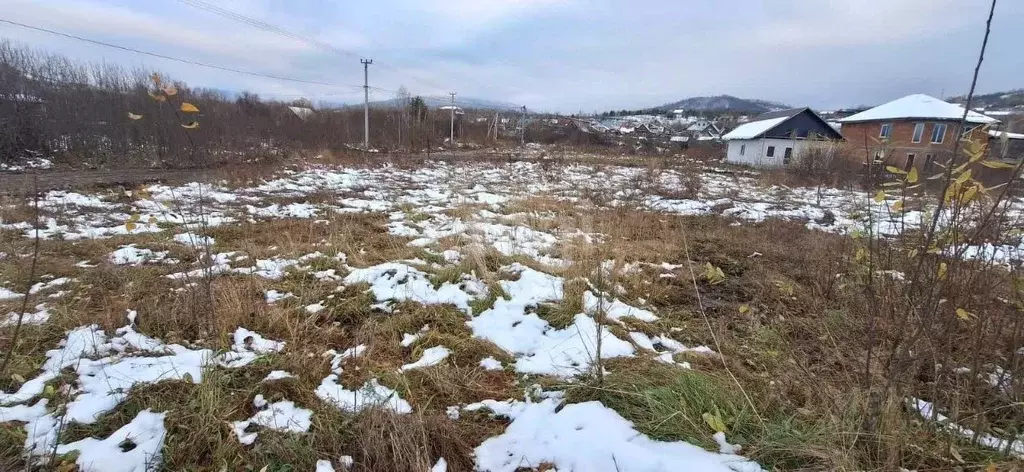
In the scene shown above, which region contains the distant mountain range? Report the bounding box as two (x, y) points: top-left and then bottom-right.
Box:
(948, 89), (1024, 110)
(655, 95), (791, 114)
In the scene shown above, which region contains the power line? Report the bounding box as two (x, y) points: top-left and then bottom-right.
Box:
(0, 18), (363, 90)
(175, 0), (360, 60)
(173, 1), (529, 109)
(174, 0), (450, 92)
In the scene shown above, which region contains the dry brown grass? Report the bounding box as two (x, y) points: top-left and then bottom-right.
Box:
(5, 155), (1023, 471)
(348, 408), (502, 472)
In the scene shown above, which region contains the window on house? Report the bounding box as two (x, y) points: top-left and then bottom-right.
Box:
(783, 147), (793, 165)
(924, 154), (935, 172)
(962, 124), (978, 139)
(880, 123), (893, 139)
(740, 144), (745, 156)
(911, 123), (925, 143)
(905, 153), (916, 171)
(931, 123), (947, 144)
(766, 146), (775, 157)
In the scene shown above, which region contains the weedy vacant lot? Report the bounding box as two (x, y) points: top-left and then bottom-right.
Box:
(1, 156), (1023, 471)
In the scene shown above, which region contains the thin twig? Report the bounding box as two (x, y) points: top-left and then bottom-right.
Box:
(679, 227), (766, 428)
(907, 0), (997, 289)
(0, 174), (41, 378)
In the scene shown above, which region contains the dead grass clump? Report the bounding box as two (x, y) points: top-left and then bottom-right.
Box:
(348, 409), (498, 472)
(401, 363), (517, 411)
(69, 264), (177, 331)
(323, 284), (378, 328)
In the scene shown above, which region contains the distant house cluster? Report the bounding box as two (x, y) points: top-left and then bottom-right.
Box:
(578, 112), (729, 147)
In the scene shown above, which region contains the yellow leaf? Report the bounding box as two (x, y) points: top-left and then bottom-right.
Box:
(955, 308), (975, 321)
(738, 304), (749, 314)
(148, 90), (167, 102)
(986, 462), (998, 472)
(855, 247), (866, 262)
(127, 213), (141, 223)
(954, 168), (972, 186)
(962, 184), (978, 203)
(927, 172), (946, 180)
(873, 190), (886, 203)
(125, 221), (137, 233)
(180, 102), (200, 113)
(128, 112), (143, 120)
(937, 262), (947, 280)
(181, 121), (200, 129)
(886, 166), (907, 175)
(163, 86), (177, 96)
(702, 412), (727, 433)
(906, 166), (919, 184)
(980, 160), (1017, 169)
(907, 249), (918, 259)
(892, 200), (904, 212)
(148, 216), (157, 225)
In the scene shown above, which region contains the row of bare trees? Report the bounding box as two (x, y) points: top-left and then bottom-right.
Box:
(0, 40), (506, 169)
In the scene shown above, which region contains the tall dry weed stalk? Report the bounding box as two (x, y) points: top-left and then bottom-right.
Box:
(855, 0), (1024, 459)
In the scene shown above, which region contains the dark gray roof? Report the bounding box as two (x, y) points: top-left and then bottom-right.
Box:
(723, 107), (843, 141)
(749, 107), (808, 122)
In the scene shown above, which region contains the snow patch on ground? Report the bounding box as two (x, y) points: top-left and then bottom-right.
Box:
(344, 262), (479, 314)
(232, 395), (312, 445)
(400, 346), (451, 372)
(472, 396), (763, 472)
(56, 409), (168, 472)
(315, 376), (413, 414)
(109, 245), (169, 265)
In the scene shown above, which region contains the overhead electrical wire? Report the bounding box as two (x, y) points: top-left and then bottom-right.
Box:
(173, 0), (521, 105)
(0, 15), (529, 110)
(0, 18), (363, 90)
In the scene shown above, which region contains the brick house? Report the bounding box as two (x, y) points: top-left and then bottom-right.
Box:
(837, 94), (1003, 173)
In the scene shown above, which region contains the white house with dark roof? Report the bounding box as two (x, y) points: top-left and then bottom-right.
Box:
(722, 108), (843, 167)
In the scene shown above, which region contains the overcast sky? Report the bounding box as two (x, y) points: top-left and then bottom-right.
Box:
(2, 0), (1023, 113)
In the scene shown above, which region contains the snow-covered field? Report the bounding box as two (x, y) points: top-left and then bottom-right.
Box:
(0, 159), (1021, 471)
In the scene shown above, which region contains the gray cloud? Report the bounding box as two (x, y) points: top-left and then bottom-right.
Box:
(1, 0), (1021, 112)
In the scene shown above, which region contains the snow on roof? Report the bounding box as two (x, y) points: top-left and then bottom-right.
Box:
(837, 94), (999, 125)
(721, 116), (789, 140)
(288, 106), (314, 121)
(989, 129), (1024, 140)
(670, 136), (689, 142)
